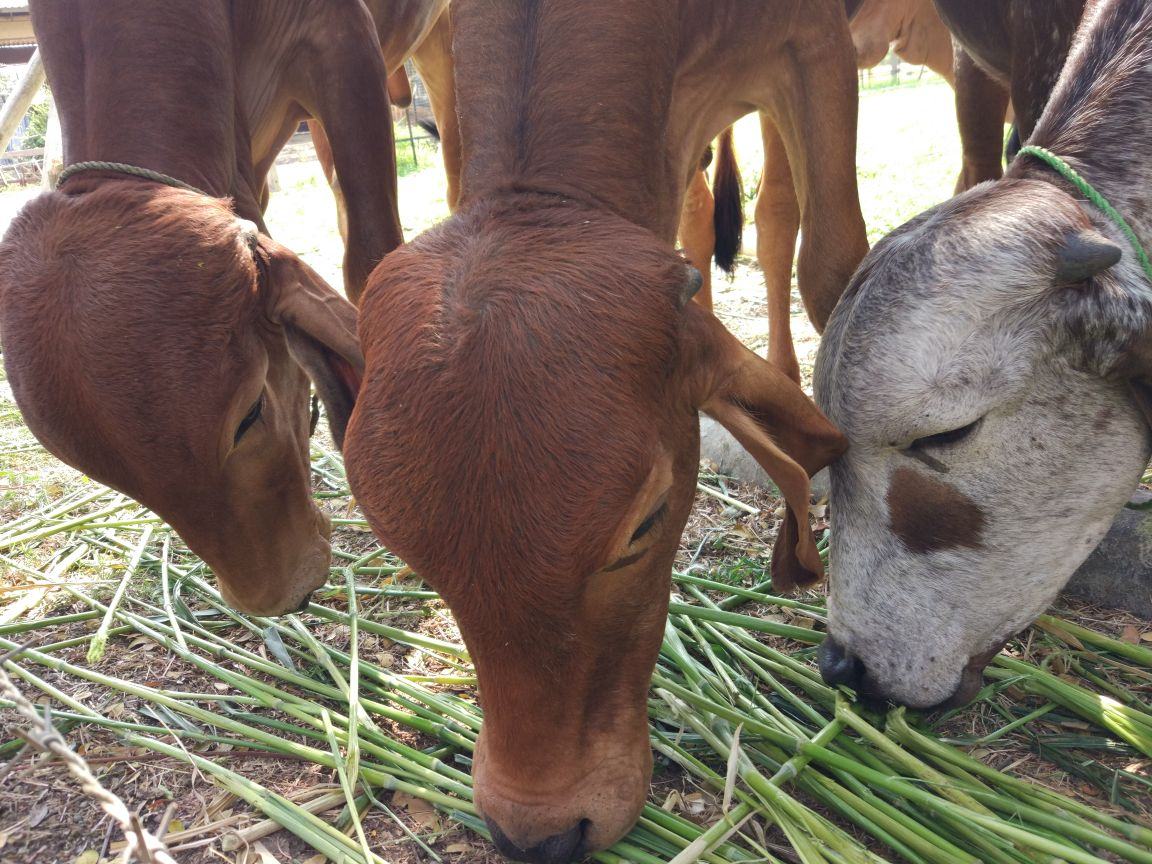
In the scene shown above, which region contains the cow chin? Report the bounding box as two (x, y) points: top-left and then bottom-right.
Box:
(472, 725), (652, 863)
(931, 638), (1013, 711)
(206, 506), (332, 617)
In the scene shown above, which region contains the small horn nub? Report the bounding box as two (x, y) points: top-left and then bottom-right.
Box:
(1056, 229), (1122, 284)
(680, 266), (704, 307)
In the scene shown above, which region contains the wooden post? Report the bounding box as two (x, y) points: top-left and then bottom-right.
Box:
(41, 96), (62, 190)
(0, 49), (44, 155)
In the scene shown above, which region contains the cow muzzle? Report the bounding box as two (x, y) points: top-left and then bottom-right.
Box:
(472, 729), (651, 862)
(818, 635), (1010, 711)
(487, 818), (589, 864)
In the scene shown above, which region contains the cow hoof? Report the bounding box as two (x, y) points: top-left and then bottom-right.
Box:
(1063, 490), (1152, 618)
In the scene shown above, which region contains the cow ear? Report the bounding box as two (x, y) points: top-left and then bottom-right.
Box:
(681, 299), (847, 591)
(256, 236), (363, 449)
(1111, 336), (1152, 429)
(1048, 228), (1152, 424)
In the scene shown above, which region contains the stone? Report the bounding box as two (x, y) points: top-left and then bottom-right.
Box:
(1063, 490), (1152, 618)
(699, 415), (830, 500)
(699, 416), (771, 487)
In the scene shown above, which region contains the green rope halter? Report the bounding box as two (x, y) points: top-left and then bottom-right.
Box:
(55, 160), (209, 197)
(1017, 144), (1152, 283)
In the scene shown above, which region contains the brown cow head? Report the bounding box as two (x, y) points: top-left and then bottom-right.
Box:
(346, 195), (845, 862)
(0, 183), (362, 615)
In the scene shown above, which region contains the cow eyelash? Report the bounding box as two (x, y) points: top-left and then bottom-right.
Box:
(234, 394), (264, 444)
(909, 418), (981, 451)
(630, 503), (668, 544)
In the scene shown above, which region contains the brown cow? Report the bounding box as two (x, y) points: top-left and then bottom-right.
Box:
(680, 0), (999, 384)
(345, 1), (861, 860)
(311, 1), (462, 229)
(854, 0), (955, 74)
(934, 0), (1088, 156)
(0, 0), (408, 615)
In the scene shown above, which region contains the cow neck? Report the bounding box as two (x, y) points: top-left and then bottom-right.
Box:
(39, 1), (238, 200)
(451, 0), (682, 236)
(1016, 1), (1152, 248)
(361, 0), (446, 69)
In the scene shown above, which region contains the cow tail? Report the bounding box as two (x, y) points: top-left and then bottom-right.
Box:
(712, 126), (744, 275)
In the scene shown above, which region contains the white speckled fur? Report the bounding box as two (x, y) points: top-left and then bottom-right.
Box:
(816, 0), (1152, 707)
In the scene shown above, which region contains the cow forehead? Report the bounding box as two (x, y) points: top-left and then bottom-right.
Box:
(354, 201), (689, 584)
(816, 180), (1087, 427)
(1, 185), (269, 457)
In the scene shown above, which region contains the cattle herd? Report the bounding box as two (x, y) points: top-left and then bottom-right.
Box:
(0, 0), (1148, 862)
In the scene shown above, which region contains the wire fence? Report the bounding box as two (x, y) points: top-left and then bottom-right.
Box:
(0, 62), (46, 189)
(393, 59), (439, 172)
(859, 53), (947, 92)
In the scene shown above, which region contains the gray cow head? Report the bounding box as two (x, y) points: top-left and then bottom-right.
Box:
(815, 177), (1152, 708)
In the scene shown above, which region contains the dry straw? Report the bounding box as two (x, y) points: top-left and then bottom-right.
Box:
(2, 458), (1152, 863)
(0, 646), (180, 864)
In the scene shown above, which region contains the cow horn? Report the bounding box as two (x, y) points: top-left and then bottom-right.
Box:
(680, 265), (703, 307)
(1055, 229), (1122, 284)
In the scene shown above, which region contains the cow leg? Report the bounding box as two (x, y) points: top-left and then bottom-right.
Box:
(754, 114), (801, 385)
(677, 167), (715, 312)
(766, 7), (868, 333)
(308, 119), (349, 243)
(412, 10), (461, 212)
(953, 45), (1009, 192)
(301, 7), (404, 305)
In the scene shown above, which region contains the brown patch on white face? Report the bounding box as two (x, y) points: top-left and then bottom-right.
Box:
(886, 466), (986, 553)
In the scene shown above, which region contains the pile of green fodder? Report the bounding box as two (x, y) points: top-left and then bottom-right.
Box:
(2, 449), (1151, 864)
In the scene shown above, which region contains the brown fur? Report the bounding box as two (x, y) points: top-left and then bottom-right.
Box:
(680, 0), (973, 385)
(387, 67), (413, 108)
(853, 0), (955, 76)
(347, 2), (859, 857)
(311, 3), (462, 224)
(886, 467), (986, 553)
(0, 0), (412, 614)
(31, 0), (414, 302)
(349, 195), (845, 857)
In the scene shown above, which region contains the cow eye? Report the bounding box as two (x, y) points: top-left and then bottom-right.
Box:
(910, 418), (981, 450)
(235, 395), (264, 444)
(309, 395), (320, 436)
(630, 503), (667, 544)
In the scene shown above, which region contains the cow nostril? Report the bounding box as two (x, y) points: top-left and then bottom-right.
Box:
(487, 818), (589, 864)
(818, 637), (866, 690)
(294, 591), (315, 613)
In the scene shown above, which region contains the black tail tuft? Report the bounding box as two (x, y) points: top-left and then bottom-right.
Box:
(712, 127), (744, 274)
(418, 119), (441, 142)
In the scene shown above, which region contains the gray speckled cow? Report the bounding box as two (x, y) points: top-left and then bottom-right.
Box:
(815, 0), (1152, 709)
